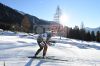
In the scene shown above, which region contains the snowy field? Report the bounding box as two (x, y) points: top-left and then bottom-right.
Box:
(0, 31), (100, 66)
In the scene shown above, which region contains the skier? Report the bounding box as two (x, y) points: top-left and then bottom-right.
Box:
(34, 31), (52, 58)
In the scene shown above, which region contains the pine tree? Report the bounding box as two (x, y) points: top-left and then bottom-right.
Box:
(80, 29), (86, 41)
(86, 31), (92, 41)
(80, 22), (85, 41)
(68, 28), (73, 39)
(91, 31), (96, 41)
(96, 31), (100, 42)
(73, 26), (80, 39)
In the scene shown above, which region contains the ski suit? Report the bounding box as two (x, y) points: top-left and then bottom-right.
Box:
(35, 33), (49, 58)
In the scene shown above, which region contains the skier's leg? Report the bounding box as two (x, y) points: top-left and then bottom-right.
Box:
(34, 42), (43, 57)
(43, 42), (48, 58)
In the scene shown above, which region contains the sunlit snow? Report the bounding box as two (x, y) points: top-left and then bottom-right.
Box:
(0, 31), (100, 66)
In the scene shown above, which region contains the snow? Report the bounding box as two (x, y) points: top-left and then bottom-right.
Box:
(0, 31), (100, 66)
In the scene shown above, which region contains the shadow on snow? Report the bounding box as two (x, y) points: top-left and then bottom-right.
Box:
(25, 58), (47, 66)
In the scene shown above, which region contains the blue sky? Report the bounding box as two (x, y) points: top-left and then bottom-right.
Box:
(0, 0), (100, 28)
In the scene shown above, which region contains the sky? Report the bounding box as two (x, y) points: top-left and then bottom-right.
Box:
(0, 0), (100, 28)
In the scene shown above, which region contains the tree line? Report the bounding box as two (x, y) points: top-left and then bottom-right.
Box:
(66, 26), (100, 42)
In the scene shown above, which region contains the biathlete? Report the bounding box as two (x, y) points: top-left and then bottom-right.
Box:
(34, 32), (52, 58)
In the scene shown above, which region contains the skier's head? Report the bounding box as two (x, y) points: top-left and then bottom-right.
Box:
(46, 31), (52, 39)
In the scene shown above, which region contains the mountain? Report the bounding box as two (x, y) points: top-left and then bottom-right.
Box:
(0, 3), (24, 24)
(85, 27), (100, 34)
(24, 14), (50, 25)
(0, 3), (51, 32)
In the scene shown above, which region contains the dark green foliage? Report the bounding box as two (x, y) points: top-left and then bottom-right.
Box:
(85, 31), (92, 41)
(73, 26), (80, 39)
(80, 29), (86, 41)
(66, 26), (100, 42)
(91, 31), (96, 41)
(0, 3), (24, 30)
(67, 28), (73, 38)
(96, 31), (100, 42)
(0, 3), (24, 24)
